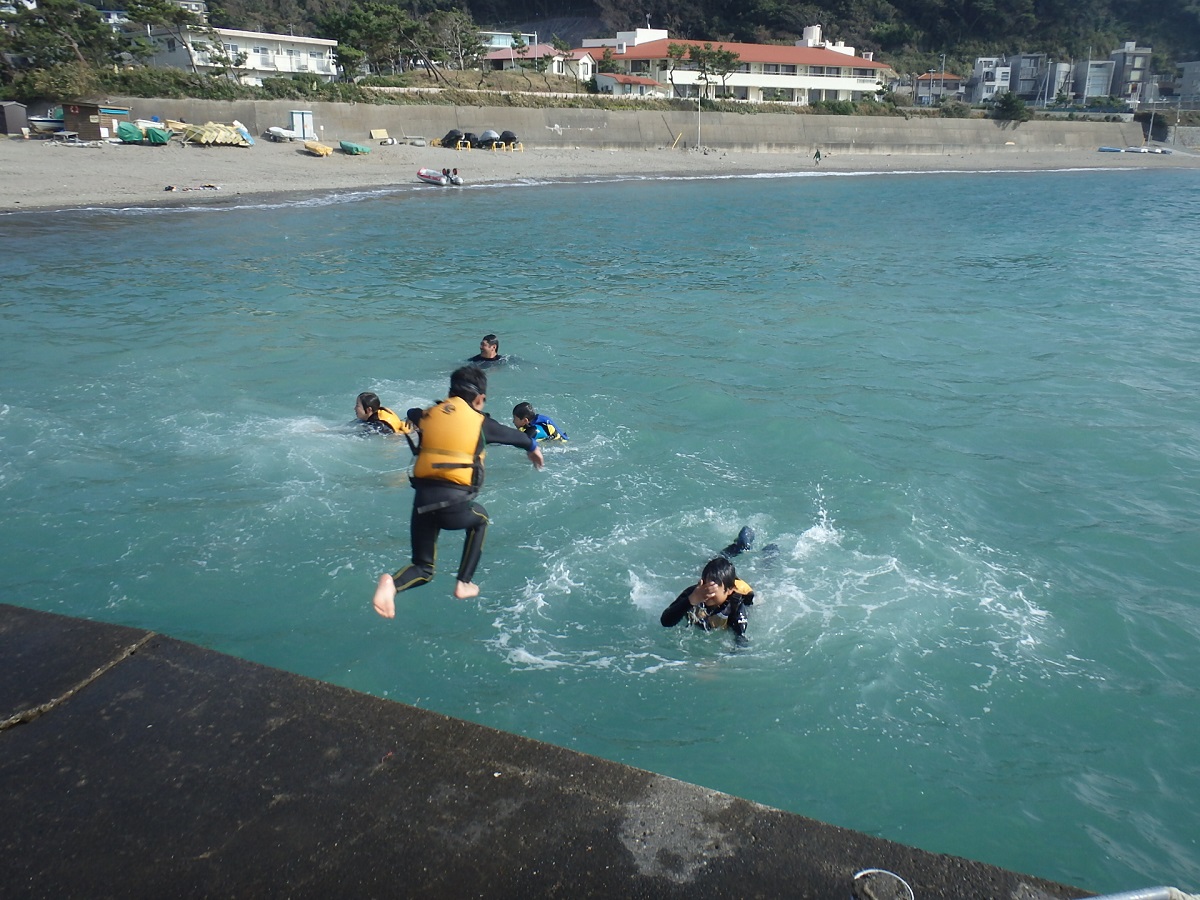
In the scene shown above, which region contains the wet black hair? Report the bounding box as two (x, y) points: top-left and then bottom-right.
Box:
(449, 365), (488, 403)
(481, 334), (499, 350)
(700, 557), (737, 590)
(512, 401), (535, 421)
(357, 391), (381, 413)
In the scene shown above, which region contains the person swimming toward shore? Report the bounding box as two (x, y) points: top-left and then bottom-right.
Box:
(660, 526), (759, 645)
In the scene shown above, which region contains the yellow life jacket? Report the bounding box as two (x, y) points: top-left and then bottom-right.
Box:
(375, 406), (412, 435)
(412, 398), (486, 487)
(686, 579), (754, 629)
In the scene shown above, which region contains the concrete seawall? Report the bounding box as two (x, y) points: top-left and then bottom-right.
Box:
(113, 96), (1144, 156)
(0, 602), (1093, 899)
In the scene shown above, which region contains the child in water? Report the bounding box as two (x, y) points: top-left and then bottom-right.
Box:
(512, 402), (568, 442)
(354, 391), (415, 436)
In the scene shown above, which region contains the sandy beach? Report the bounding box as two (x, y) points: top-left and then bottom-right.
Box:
(2, 133), (1198, 213)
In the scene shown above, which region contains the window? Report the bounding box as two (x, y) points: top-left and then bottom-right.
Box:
(763, 63), (779, 74)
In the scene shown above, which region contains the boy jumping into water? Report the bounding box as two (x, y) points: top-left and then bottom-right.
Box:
(373, 366), (543, 615)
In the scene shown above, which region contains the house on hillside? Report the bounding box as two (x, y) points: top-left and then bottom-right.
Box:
(1179, 61), (1200, 108)
(142, 25), (337, 85)
(483, 44), (595, 82)
(916, 70), (964, 105)
(1072, 59), (1117, 102)
(579, 25), (889, 105)
(1109, 41), (1152, 106)
(965, 53), (1072, 105)
(595, 72), (663, 97)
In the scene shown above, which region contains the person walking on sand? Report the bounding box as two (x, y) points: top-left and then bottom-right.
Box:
(372, 366), (543, 614)
(813, 148), (822, 165)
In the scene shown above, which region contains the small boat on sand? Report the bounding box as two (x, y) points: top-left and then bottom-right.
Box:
(28, 116), (64, 134)
(417, 167), (450, 186)
(339, 140), (370, 155)
(305, 141), (333, 157)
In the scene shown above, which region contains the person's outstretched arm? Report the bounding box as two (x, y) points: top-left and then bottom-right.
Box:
(660, 587), (695, 627)
(482, 416), (544, 469)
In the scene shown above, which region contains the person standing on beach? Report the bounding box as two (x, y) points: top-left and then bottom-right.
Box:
(813, 148), (822, 165)
(372, 366), (543, 614)
(468, 334), (507, 368)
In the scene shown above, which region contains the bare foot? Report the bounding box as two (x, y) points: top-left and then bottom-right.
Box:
(454, 580), (480, 599)
(373, 573), (397, 618)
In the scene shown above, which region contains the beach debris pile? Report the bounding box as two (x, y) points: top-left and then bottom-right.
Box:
(177, 119), (254, 147)
(435, 129), (521, 150)
(117, 119), (174, 145)
(163, 184), (220, 192)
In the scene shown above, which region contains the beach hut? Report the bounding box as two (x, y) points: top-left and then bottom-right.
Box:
(0, 101), (29, 135)
(62, 102), (131, 141)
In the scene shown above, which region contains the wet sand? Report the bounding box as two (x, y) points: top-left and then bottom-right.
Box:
(2, 134), (1197, 213)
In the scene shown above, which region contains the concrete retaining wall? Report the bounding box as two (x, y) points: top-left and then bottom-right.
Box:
(112, 96), (1144, 155)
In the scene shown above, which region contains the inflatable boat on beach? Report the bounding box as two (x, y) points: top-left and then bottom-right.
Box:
(417, 168), (464, 186)
(417, 168), (449, 186)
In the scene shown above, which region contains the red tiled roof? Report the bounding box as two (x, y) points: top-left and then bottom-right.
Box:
(580, 38), (887, 70)
(597, 73), (662, 86)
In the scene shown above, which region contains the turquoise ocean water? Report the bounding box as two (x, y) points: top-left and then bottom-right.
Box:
(2, 165), (1198, 894)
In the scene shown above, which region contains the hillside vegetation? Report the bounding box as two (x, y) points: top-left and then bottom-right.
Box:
(204, 0), (1200, 73)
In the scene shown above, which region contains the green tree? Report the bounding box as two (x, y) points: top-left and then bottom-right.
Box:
(597, 47), (618, 75)
(710, 46), (741, 97)
(992, 91), (1032, 121)
(194, 28), (248, 80)
(124, 0), (203, 73)
(0, 0), (125, 77)
(427, 9), (482, 72)
(666, 42), (688, 97)
(509, 31), (532, 88)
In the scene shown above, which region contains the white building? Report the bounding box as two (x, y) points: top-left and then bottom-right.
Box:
(594, 72), (663, 97)
(1109, 41), (1152, 106)
(1179, 61), (1200, 107)
(480, 30), (538, 51)
(144, 25), (337, 85)
(964, 58), (1010, 104)
(579, 26), (888, 104)
(1072, 59), (1116, 102)
(483, 43), (595, 82)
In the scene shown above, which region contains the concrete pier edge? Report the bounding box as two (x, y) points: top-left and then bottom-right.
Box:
(0, 602), (1092, 899)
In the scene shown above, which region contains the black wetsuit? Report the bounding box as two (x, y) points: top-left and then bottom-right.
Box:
(660, 586), (752, 639)
(467, 353), (508, 368)
(392, 414), (535, 591)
